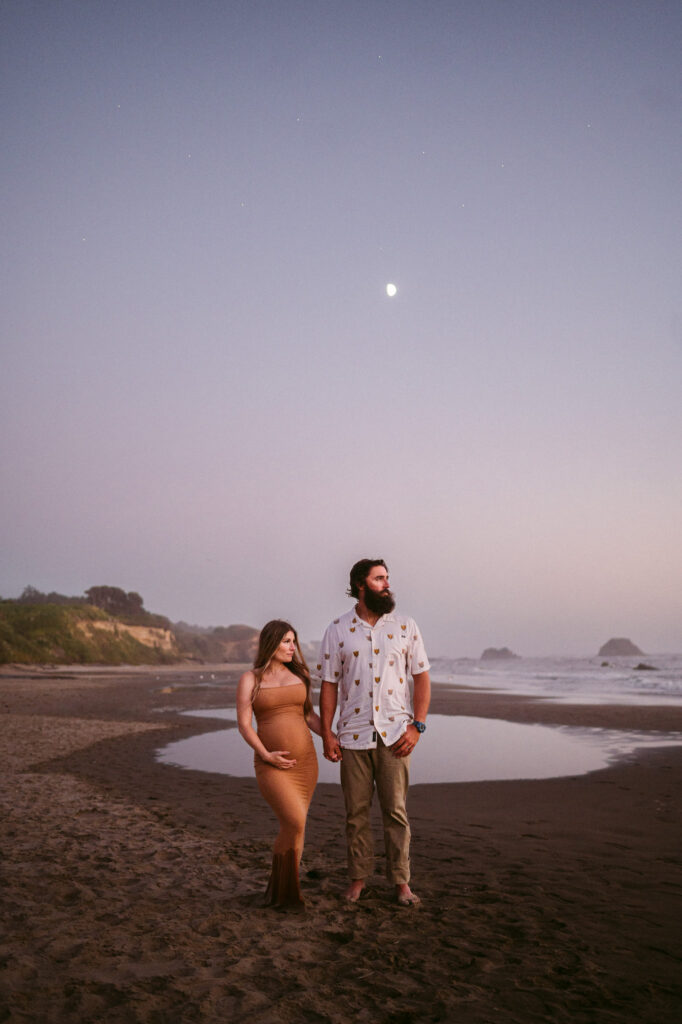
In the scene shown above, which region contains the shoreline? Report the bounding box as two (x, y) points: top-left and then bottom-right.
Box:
(2, 668), (681, 1023)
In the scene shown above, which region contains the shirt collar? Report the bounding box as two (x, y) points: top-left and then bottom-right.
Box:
(353, 607), (398, 627)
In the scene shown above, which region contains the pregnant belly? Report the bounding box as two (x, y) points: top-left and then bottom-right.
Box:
(257, 715), (315, 761)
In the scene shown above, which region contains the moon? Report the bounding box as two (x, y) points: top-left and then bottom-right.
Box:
(386, 282), (397, 297)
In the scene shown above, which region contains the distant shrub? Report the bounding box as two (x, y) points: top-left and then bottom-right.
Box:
(16, 586), (87, 607)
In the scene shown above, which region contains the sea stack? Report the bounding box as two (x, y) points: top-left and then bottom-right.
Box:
(598, 638), (644, 657)
(480, 647), (519, 661)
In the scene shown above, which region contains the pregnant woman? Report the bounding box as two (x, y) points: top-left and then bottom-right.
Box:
(237, 619), (324, 909)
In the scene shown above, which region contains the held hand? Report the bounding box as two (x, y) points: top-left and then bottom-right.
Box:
(391, 724), (420, 759)
(323, 733), (342, 762)
(267, 750), (297, 769)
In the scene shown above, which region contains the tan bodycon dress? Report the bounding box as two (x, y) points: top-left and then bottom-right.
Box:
(253, 681), (318, 908)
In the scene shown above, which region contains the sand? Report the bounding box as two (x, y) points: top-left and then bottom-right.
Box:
(1, 665), (681, 1023)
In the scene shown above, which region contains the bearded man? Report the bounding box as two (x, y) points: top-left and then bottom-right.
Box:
(318, 558), (431, 906)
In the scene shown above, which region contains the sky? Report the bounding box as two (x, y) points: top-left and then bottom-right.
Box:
(2, 0), (681, 657)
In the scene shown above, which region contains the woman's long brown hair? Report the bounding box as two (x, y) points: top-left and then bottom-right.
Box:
(252, 619), (312, 717)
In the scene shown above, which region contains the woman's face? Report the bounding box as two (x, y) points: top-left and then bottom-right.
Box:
(274, 630), (296, 663)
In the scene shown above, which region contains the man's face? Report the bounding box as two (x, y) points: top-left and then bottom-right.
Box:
(361, 566), (396, 615)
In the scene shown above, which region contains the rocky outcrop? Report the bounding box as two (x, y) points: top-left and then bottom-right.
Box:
(598, 638), (644, 657)
(480, 647), (519, 661)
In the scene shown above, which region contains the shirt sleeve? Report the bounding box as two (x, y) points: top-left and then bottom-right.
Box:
(407, 620), (430, 676)
(317, 622), (343, 684)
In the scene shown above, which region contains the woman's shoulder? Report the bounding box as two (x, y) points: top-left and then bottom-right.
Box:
(237, 669), (257, 692)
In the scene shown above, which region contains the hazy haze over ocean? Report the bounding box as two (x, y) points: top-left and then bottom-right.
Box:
(2, 1), (681, 657)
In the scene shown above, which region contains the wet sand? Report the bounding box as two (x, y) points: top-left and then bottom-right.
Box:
(1, 665), (681, 1023)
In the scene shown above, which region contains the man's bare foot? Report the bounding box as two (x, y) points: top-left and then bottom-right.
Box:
(343, 880), (365, 903)
(395, 883), (421, 906)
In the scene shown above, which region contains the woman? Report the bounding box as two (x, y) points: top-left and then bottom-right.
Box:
(237, 619), (324, 909)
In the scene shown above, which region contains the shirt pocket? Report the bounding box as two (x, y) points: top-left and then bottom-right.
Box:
(383, 636), (408, 669)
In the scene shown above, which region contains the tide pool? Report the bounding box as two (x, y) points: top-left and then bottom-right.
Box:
(156, 709), (682, 784)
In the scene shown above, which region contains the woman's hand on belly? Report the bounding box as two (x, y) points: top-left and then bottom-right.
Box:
(264, 750), (297, 769)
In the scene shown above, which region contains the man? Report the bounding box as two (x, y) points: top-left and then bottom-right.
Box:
(318, 558), (431, 906)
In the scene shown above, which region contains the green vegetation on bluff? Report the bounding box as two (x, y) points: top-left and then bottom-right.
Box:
(0, 586), (258, 666)
(0, 601), (174, 665)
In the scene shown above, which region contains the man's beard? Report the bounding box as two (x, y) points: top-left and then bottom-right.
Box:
(364, 587), (396, 616)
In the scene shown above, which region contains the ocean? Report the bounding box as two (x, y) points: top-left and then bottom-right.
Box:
(429, 653), (682, 705)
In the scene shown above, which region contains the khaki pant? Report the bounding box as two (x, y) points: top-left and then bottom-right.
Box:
(340, 739), (411, 885)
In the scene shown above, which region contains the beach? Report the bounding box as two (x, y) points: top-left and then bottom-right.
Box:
(1, 666), (681, 1023)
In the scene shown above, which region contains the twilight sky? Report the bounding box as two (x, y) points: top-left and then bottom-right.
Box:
(2, 0), (681, 657)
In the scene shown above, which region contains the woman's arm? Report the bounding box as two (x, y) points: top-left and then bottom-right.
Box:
(236, 671), (296, 769)
(305, 709), (324, 737)
(306, 707), (338, 743)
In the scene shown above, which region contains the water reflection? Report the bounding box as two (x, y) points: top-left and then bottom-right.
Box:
(156, 710), (682, 784)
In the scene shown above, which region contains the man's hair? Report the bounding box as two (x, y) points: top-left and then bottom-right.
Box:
(347, 558), (388, 599)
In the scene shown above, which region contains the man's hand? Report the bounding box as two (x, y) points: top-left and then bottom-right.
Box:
(323, 732), (342, 762)
(391, 723), (420, 759)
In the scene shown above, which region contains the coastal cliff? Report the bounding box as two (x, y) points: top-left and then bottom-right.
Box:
(0, 587), (259, 666)
(0, 603), (177, 665)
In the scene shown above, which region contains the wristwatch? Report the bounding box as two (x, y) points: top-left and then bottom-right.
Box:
(412, 720), (427, 734)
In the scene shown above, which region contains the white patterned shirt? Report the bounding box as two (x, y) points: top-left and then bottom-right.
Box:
(316, 607), (430, 749)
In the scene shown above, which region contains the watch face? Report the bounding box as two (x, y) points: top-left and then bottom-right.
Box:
(414, 721), (426, 733)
